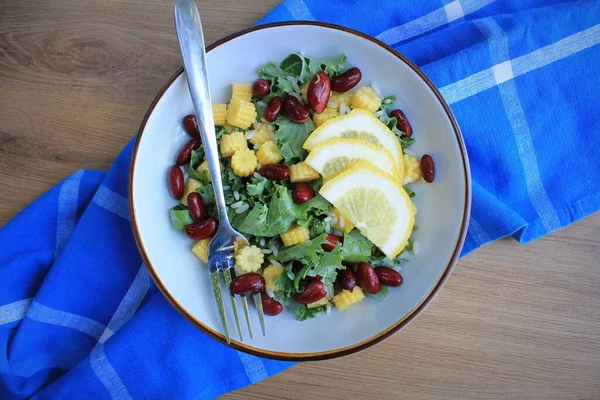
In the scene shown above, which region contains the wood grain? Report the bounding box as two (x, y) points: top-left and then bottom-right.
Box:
(1, 1), (599, 399)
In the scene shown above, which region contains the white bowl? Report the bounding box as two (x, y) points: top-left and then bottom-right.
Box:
(129, 22), (471, 360)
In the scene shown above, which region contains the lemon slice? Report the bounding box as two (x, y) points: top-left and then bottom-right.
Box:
(320, 161), (414, 259)
(303, 108), (404, 176)
(305, 138), (401, 181)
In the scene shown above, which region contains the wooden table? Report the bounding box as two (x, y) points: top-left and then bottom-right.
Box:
(1, 1), (599, 398)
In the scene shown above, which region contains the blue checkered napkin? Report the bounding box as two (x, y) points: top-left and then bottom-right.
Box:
(261, 0), (600, 254)
(2, 0), (600, 398)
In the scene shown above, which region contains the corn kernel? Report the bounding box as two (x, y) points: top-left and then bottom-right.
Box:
(231, 148), (258, 177)
(249, 124), (275, 147)
(180, 178), (202, 206)
(403, 153), (422, 185)
(350, 86), (381, 113)
(212, 104), (227, 126)
(280, 224), (310, 247)
(290, 162), (320, 183)
(307, 297), (329, 309)
(256, 140), (283, 165)
(219, 131), (248, 157)
(226, 99), (257, 129)
(333, 287), (365, 311)
(192, 238), (210, 264)
(235, 245), (264, 273)
(230, 82), (253, 102)
(262, 264), (284, 292)
(313, 108), (339, 127)
(329, 90), (354, 110)
(301, 81), (309, 104)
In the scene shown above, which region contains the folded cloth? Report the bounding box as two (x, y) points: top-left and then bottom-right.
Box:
(261, 0), (600, 254)
(2, 0), (600, 398)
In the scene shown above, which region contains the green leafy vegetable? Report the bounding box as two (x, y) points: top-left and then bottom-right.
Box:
(295, 305), (326, 321)
(279, 54), (307, 80)
(380, 95), (396, 110)
(405, 238), (414, 252)
(169, 205), (194, 231)
(188, 149), (209, 183)
(233, 185), (297, 237)
(295, 195), (331, 225)
(400, 137), (415, 149)
(378, 111), (415, 149)
(259, 62), (296, 93)
(259, 53), (348, 94)
(365, 285), (390, 301)
(341, 230), (374, 262)
(308, 246), (344, 286)
(275, 233), (327, 267)
(235, 204), (269, 236)
(253, 102), (265, 122)
(197, 184), (215, 205)
(274, 116), (315, 163)
(308, 218), (326, 237)
(246, 175), (274, 203)
(307, 54), (348, 76)
(273, 262), (296, 304)
(216, 126), (229, 139)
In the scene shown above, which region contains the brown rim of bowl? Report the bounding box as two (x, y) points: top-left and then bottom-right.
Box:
(129, 21), (471, 361)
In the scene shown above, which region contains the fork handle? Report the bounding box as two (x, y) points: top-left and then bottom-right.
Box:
(174, 0), (229, 223)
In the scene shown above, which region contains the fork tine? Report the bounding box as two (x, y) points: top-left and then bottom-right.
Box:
(223, 267), (243, 341)
(210, 270), (230, 343)
(241, 295), (253, 339)
(252, 292), (266, 337)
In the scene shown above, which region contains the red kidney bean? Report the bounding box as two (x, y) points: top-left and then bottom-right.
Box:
(390, 109), (413, 138)
(283, 95), (310, 123)
(168, 165), (185, 199)
(420, 154), (435, 183)
(252, 79), (270, 97)
(375, 267), (403, 287)
(176, 138), (201, 165)
(339, 269), (357, 292)
(185, 217), (217, 240)
(230, 273), (265, 295)
(321, 233), (342, 252)
(292, 183), (313, 204)
(182, 114), (200, 138)
(330, 67), (362, 93)
(258, 164), (290, 180)
(264, 96), (283, 122)
(187, 192), (207, 222)
(260, 292), (283, 316)
(294, 280), (327, 304)
(356, 262), (381, 294)
(308, 71), (331, 114)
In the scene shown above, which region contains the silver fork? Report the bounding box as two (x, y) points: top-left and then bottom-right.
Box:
(174, 0), (265, 343)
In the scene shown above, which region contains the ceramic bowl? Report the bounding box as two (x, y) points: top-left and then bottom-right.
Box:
(129, 22), (471, 360)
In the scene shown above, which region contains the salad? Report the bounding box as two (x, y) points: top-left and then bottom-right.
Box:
(167, 53), (434, 321)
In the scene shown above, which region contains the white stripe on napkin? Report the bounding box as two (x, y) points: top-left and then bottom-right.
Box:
(93, 185), (130, 221)
(376, 0), (495, 45)
(26, 300), (112, 341)
(440, 24), (600, 104)
(474, 18), (560, 232)
(90, 344), (133, 400)
(0, 298), (33, 325)
(237, 350), (268, 383)
(98, 265), (150, 344)
(284, 0), (315, 21)
(91, 264), (149, 399)
(467, 216), (491, 246)
(55, 170), (84, 259)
